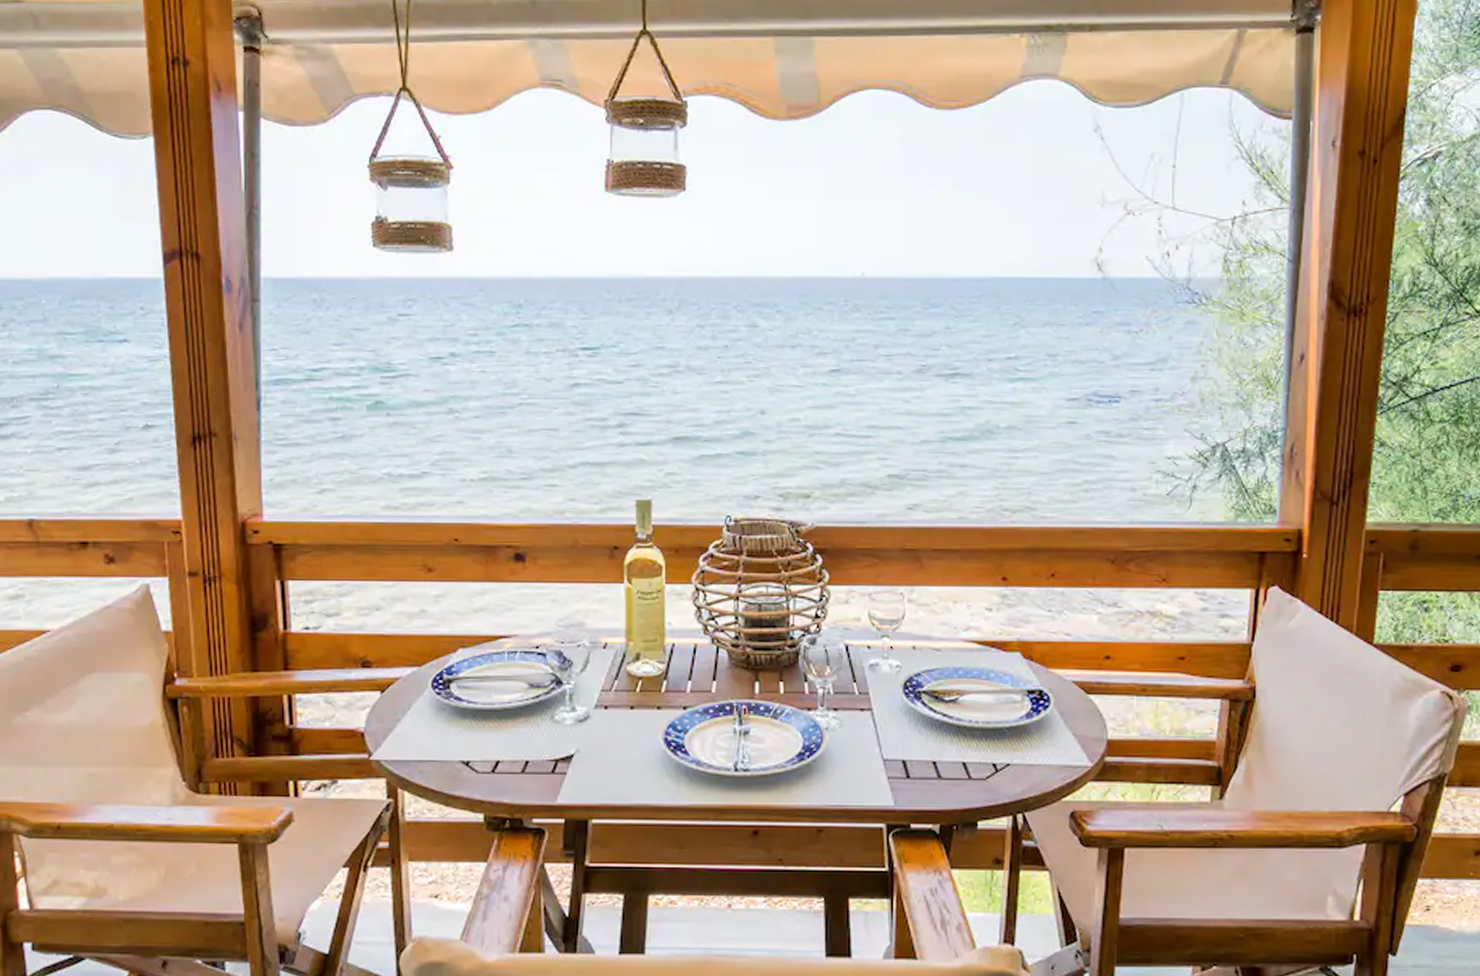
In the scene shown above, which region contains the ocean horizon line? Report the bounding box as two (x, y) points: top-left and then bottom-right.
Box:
(0, 273), (1221, 285)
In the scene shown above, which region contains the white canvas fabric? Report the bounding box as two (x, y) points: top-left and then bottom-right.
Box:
(0, 586), (387, 946)
(1026, 587), (1466, 928)
(0, 0), (1302, 137)
(402, 936), (1030, 976)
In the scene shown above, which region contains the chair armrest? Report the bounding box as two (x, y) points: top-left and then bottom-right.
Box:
(0, 801), (292, 844)
(1061, 670), (1254, 701)
(889, 829), (976, 962)
(167, 667), (413, 699)
(1070, 807), (1417, 849)
(461, 827), (547, 955)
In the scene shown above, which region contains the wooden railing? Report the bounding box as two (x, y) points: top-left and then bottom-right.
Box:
(3, 517), (1478, 881)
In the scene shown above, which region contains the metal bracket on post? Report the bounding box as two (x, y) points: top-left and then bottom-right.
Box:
(234, 5), (265, 411)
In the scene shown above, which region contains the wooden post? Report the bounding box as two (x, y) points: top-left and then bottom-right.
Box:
(1281, 0), (1419, 630)
(143, 0), (261, 773)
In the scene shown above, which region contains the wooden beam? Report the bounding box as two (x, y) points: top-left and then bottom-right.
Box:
(1282, 0), (1419, 629)
(8, 911), (248, 959)
(0, 520), (182, 544)
(0, 543), (169, 578)
(143, 0), (261, 772)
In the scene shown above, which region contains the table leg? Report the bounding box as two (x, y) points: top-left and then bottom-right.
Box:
(1000, 815), (1022, 945)
(562, 820), (592, 953)
(618, 894), (649, 954)
(823, 896), (852, 957)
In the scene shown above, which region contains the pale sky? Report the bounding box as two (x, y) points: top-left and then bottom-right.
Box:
(0, 82), (1284, 278)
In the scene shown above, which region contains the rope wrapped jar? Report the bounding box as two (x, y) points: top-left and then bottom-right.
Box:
(692, 518), (830, 670)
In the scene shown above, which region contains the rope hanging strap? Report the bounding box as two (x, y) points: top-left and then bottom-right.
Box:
(369, 0), (451, 167)
(605, 0), (685, 108)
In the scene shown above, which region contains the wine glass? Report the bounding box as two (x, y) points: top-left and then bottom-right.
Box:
(867, 590), (906, 673)
(800, 634), (843, 730)
(548, 635), (593, 725)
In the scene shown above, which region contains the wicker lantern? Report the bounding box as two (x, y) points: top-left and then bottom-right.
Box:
(604, 0), (687, 197)
(368, 0), (453, 252)
(692, 518), (830, 670)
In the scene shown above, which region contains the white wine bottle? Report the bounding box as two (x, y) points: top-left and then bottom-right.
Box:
(624, 499), (667, 677)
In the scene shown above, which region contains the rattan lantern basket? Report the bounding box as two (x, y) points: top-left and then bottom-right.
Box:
(692, 518), (830, 670)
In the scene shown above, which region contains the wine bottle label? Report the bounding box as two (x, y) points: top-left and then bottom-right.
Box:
(626, 577), (666, 654)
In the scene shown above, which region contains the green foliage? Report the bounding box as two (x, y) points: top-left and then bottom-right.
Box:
(1179, 0), (1480, 642)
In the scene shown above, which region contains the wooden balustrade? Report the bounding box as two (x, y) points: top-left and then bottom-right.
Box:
(2, 516), (1479, 879)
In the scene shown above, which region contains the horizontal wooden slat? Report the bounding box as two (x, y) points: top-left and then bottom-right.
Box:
(1379, 556), (1480, 592)
(0, 542), (168, 578)
(1451, 742), (1480, 789)
(0, 519), (182, 544)
(1116, 918), (1368, 966)
(999, 640), (1251, 679)
(1071, 808), (1416, 848)
(0, 630), (44, 653)
(291, 726), (368, 754)
(168, 668), (411, 699)
(377, 818), (1480, 880)
(283, 632), (1255, 677)
(253, 521), (1299, 553)
(1067, 671), (1254, 701)
(1099, 757), (1224, 785)
(275, 542), (1271, 588)
(8, 909), (247, 958)
(1366, 525), (1480, 557)
(1105, 738), (1217, 761)
(1380, 644), (1480, 689)
(200, 755), (379, 782)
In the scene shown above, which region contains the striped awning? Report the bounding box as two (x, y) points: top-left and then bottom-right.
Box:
(0, 0), (1303, 138)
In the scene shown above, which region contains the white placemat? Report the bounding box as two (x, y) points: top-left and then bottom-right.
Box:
(556, 709), (894, 808)
(372, 643), (619, 763)
(862, 646), (1091, 767)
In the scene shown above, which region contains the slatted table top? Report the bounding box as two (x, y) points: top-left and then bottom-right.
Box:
(366, 635), (1108, 825)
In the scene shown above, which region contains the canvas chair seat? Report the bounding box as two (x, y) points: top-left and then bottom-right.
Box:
(0, 586), (386, 947)
(23, 792), (388, 945)
(402, 935), (1030, 976)
(1026, 588), (1465, 940)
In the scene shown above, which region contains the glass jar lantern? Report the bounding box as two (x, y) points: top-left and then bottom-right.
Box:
(605, 98), (687, 197)
(369, 156), (452, 252)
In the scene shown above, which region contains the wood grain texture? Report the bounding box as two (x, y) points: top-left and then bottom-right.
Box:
(460, 828), (546, 956)
(238, 843), (279, 976)
(0, 833), (22, 976)
(10, 911), (249, 958)
(1114, 918), (1368, 965)
(1284, 0), (1418, 629)
(1065, 671), (1254, 701)
(888, 830), (975, 963)
(1087, 847), (1124, 976)
(0, 519), (182, 544)
(201, 755), (379, 782)
(143, 0), (261, 776)
(0, 542), (169, 578)
(0, 801), (291, 843)
(168, 668), (411, 698)
(1070, 808), (1417, 849)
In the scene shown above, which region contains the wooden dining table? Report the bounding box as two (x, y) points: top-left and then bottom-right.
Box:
(366, 633), (1108, 956)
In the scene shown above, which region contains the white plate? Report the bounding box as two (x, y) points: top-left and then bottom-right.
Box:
(430, 650), (564, 712)
(662, 700), (827, 777)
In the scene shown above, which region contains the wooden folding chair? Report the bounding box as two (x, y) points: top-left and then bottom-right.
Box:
(0, 588), (403, 976)
(1020, 588), (1466, 976)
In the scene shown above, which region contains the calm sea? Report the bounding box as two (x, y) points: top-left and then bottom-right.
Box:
(0, 276), (1224, 525)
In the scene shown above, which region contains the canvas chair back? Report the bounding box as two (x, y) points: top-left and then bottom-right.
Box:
(1222, 587), (1466, 922)
(403, 938), (1028, 976)
(0, 587), (193, 898)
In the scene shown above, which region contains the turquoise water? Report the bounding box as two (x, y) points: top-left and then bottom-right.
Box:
(0, 277), (1222, 524)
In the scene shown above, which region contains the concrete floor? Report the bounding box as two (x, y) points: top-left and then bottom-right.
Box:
(31, 898), (1480, 974)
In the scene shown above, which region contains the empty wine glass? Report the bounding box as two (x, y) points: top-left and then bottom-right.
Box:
(867, 590), (906, 673)
(549, 635), (593, 725)
(801, 634), (844, 730)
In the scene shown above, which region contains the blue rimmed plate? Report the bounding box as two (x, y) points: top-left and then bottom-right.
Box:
(430, 649), (565, 712)
(662, 700), (827, 777)
(901, 667), (1053, 729)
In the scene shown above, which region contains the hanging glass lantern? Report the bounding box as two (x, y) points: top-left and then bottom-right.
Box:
(604, 0), (687, 197)
(368, 0), (454, 252)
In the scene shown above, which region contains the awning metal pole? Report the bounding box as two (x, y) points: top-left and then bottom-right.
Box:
(1281, 7), (1317, 437)
(236, 8), (264, 408)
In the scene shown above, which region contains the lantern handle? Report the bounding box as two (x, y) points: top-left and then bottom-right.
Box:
(605, 0), (684, 107)
(369, 0), (452, 167)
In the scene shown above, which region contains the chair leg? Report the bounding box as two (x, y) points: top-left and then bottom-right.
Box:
(1, 834), (25, 976)
(321, 805), (392, 976)
(387, 789), (413, 970)
(1052, 883), (1077, 948)
(1356, 842), (1402, 976)
(1000, 815), (1023, 945)
(823, 896), (852, 958)
(238, 842), (281, 976)
(618, 895), (648, 955)
(1086, 849), (1124, 976)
